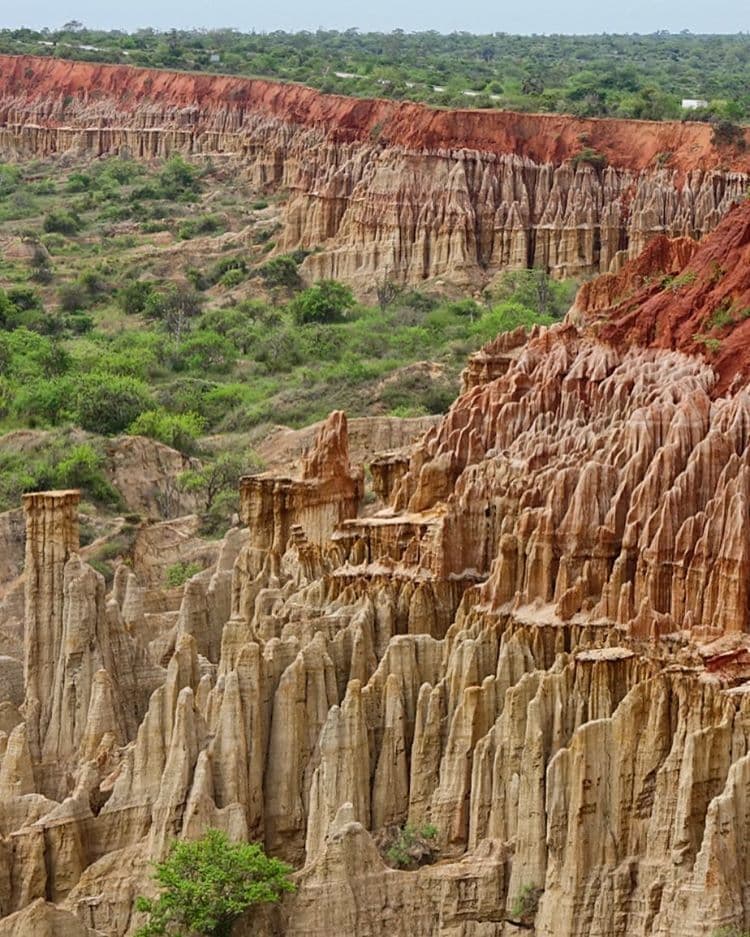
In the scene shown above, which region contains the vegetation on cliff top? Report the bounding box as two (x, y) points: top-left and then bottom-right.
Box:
(1, 27), (748, 121)
(0, 153), (573, 517)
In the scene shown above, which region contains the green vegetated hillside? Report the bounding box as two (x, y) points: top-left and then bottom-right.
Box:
(0, 154), (574, 526)
(1, 27), (748, 121)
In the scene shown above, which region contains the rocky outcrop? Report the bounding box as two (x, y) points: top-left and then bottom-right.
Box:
(22, 490), (80, 759)
(8, 205), (750, 935)
(574, 197), (750, 395)
(0, 54), (748, 292)
(20, 490), (146, 801)
(0, 899), (97, 936)
(104, 435), (200, 520)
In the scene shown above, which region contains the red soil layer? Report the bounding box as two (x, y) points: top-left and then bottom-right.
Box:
(579, 199), (750, 395)
(0, 53), (749, 173)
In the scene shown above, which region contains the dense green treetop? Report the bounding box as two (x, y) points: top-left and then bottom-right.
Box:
(134, 829), (295, 937)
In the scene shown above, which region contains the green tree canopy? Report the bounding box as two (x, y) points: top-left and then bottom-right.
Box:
(290, 280), (355, 324)
(134, 829), (295, 937)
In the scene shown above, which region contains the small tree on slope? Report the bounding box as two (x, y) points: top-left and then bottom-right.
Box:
(134, 829), (295, 937)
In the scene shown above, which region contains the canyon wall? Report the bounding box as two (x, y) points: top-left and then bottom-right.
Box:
(0, 54), (748, 290)
(2, 201), (750, 935)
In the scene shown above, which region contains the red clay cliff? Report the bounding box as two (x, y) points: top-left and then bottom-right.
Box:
(0, 53), (748, 173)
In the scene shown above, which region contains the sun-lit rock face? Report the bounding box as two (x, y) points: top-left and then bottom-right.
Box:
(0, 54), (748, 293)
(5, 194), (750, 937)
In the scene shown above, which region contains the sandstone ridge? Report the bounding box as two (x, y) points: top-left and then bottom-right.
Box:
(3, 208), (750, 934)
(0, 54), (748, 290)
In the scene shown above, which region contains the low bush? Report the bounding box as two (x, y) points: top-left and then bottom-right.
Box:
(0, 437), (120, 511)
(510, 884), (543, 923)
(43, 208), (83, 235)
(76, 373), (155, 435)
(257, 254), (302, 289)
(127, 408), (205, 454)
(177, 214), (223, 240)
(290, 280), (355, 324)
(571, 146), (608, 169)
(119, 280), (156, 315)
(381, 823), (439, 870)
(165, 560), (203, 587)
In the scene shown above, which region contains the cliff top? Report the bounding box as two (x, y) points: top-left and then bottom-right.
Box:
(1, 53), (749, 173)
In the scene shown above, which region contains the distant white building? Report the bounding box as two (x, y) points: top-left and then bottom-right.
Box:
(209, 53), (221, 64)
(682, 98), (708, 110)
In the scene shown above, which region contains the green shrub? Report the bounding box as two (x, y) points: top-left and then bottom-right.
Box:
(0, 437), (120, 511)
(693, 333), (722, 354)
(444, 298), (482, 319)
(253, 327), (303, 373)
(572, 146), (607, 169)
(0, 328), (69, 383)
(76, 373), (155, 435)
(383, 823), (439, 870)
(134, 828), (294, 937)
(58, 282), (90, 312)
(43, 209), (83, 235)
(210, 254), (248, 282)
(0, 164), (21, 197)
(257, 254), (302, 289)
(177, 214), (223, 240)
(119, 280), (157, 315)
(156, 154), (201, 200)
(389, 403), (429, 418)
(490, 269), (575, 318)
(398, 289), (439, 313)
(708, 303), (733, 329)
(173, 330), (238, 373)
(6, 285), (42, 312)
(64, 312), (95, 335)
(127, 408), (205, 454)
(290, 280), (355, 324)
(11, 376), (76, 426)
(663, 269), (697, 291)
(164, 561), (203, 587)
(179, 451), (263, 534)
(66, 171), (92, 192)
(144, 285), (203, 339)
(54, 443), (121, 505)
(219, 267), (245, 289)
(510, 884), (543, 922)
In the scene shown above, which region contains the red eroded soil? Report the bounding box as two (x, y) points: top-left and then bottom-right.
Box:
(578, 199), (750, 395)
(0, 54), (749, 173)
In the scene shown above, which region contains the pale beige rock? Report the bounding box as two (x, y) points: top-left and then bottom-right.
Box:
(0, 898), (97, 936)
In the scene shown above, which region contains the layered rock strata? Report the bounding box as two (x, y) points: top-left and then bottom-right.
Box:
(0, 54), (748, 290)
(5, 206), (750, 935)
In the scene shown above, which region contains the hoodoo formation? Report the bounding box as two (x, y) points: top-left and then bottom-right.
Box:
(0, 110), (750, 932)
(0, 154), (750, 937)
(0, 54), (749, 291)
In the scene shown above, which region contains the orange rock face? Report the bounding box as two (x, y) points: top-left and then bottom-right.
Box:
(0, 54), (748, 290)
(6, 64), (750, 937)
(575, 198), (750, 395)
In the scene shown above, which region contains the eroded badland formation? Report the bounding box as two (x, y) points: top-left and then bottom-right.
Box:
(1, 53), (750, 936)
(1, 54), (749, 291)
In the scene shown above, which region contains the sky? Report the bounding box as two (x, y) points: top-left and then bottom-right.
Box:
(1, 0), (748, 35)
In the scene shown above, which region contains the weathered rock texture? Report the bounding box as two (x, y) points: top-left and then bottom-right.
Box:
(6, 199), (750, 937)
(0, 54), (748, 291)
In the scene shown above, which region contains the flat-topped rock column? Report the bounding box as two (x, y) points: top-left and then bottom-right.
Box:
(22, 489), (80, 747)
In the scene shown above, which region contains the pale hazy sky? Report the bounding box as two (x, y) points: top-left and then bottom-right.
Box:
(1, 0), (748, 35)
